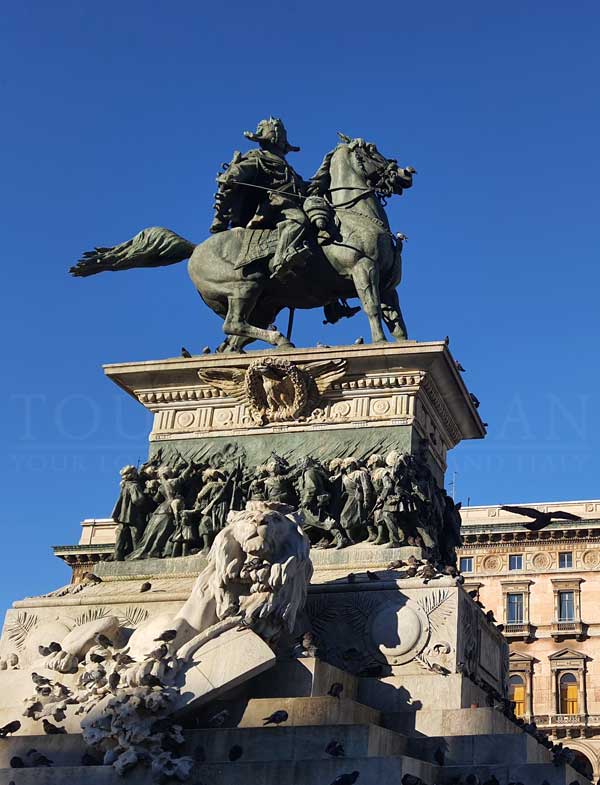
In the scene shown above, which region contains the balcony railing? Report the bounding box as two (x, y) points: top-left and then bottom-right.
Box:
(534, 714), (600, 728)
(504, 621), (534, 640)
(550, 620), (585, 641)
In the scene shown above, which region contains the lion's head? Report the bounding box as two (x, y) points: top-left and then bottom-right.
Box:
(192, 501), (312, 643)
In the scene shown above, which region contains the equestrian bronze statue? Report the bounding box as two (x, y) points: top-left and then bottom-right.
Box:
(71, 117), (416, 352)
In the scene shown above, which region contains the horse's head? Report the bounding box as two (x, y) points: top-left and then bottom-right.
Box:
(337, 132), (415, 197)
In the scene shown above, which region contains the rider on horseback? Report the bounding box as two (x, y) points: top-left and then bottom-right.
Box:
(210, 117), (325, 279)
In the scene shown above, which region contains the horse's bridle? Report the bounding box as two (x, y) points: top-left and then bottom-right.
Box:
(328, 142), (399, 207)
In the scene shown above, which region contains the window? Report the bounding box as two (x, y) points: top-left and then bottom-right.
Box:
(509, 554), (523, 571)
(558, 591), (575, 622)
(509, 674), (526, 717)
(507, 593), (524, 624)
(459, 557), (473, 573)
(559, 672), (578, 714)
(559, 552), (573, 569)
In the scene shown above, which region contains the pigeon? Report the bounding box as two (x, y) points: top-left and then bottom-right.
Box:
(354, 337), (364, 345)
(89, 652), (105, 664)
(325, 740), (345, 757)
(366, 571), (380, 581)
(181, 347), (192, 358)
(81, 572), (102, 584)
(202, 346), (211, 354)
(42, 719), (66, 734)
(485, 610), (496, 623)
(455, 360), (466, 372)
(208, 709), (230, 727)
(317, 342), (330, 348)
(38, 645), (52, 657)
(147, 644), (169, 661)
(469, 392), (480, 408)
(95, 633), (113, 648)
(81, 752), (102, 766)
(140, 673), (162, 688)
(347, 573), (356, 584)
(24, 701), (43, 719)
(53, 683), (71, 699)
(31, 673), (51, 686)
(328, 682), (344, 699)
(500, 505), (581, 532)
(330, 772), (360, 785)
(48, 641), (62, 653)
(109, 671), (121, 690)
(0, 720), (21, 737)
(115, 652), (135, 666)
(26, 748), (53, 767)
(228, 744), (243, 761)
(140, 581), (152, 593)
(262, 709), (289, 726)
(154, 629), (177, 643)
(387, 559), (405, 569)
(9, 756), (24, 768)
(53, 707), (67, 723)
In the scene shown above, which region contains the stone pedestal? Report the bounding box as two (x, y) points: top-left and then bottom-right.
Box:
(0, 342), (589, 785)
(104, 340), (484, 481)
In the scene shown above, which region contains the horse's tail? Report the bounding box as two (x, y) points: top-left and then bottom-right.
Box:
(69, 226), (197, 277)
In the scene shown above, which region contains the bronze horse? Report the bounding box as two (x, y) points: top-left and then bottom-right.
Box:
(71, 135), (415, 352)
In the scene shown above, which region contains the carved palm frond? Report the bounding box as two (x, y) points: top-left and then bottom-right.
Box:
(418, 589), (453, 634)
(73, 607), (109, 628)
(117, 606), (149, 628)
(5, 612), (38, 651)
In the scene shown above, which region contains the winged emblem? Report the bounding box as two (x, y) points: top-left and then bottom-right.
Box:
(198, 357), (346, 424)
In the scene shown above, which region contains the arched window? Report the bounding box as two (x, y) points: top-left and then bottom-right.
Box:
(559, 672), (578, 714)
(509, 674), (526, 717)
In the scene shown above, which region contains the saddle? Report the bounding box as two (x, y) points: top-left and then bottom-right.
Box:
(234, 227), (279, 269)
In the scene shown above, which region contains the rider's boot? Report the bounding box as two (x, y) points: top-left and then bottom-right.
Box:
(270, 241), (311, 280)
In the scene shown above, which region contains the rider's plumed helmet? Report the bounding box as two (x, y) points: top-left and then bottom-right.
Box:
(244, 117), (300, 153)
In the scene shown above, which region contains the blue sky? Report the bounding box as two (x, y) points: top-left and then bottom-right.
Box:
(2, 0), (600, 611)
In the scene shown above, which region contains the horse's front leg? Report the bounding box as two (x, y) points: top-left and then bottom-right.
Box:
(381, 287), (408, 341)
(351, 258), (386, 343)
(223, 287), (293, 349)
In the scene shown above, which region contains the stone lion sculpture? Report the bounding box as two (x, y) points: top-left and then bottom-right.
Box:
(20, 502), (313, 780)
(125, 499), (313, 666)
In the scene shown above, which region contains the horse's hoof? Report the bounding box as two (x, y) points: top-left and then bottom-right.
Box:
(276, 339), (295, 350)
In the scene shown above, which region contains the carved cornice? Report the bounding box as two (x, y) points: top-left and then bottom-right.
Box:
(103, 342), (485, 446)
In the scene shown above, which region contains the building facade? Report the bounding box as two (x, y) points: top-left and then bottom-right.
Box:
(458, 500), (600, 780)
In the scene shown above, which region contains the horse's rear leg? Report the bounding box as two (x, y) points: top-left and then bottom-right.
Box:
(381, 288), (408, 341)
(351, 259), (386, 343)
(223, 294), (293, 349)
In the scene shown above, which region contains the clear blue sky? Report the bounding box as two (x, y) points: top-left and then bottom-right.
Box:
(2, 1), (600, 611)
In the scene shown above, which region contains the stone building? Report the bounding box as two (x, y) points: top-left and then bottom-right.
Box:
(458, 500), (600, 780)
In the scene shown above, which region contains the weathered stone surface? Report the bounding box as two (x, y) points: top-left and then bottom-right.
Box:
(175, 628), (276, 715)
(238, 696), (380, 727)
